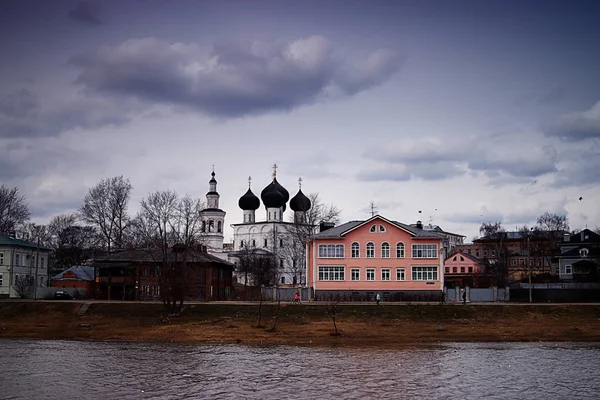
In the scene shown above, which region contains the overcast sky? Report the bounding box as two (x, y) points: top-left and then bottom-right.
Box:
(1, 0), (599, 242)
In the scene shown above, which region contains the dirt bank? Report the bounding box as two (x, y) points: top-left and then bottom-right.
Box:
(1, 302), (599, 348)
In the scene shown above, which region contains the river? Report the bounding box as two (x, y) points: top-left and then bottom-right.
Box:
(2, 340), (599, 399)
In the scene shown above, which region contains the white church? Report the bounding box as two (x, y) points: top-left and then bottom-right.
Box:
(198, 165), (313, 286)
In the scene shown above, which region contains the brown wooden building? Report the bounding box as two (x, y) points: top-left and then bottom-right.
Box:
(92, 248), (234, 301)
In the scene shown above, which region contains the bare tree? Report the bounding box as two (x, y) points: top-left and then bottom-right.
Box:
(131, 191), (205, 314)
(79, 176), (132, 253)
(478, 221), (509, 284)
(532, 212), (569, 272)
(13, 275), (35, 299)
(47, 213), (102, 269)
(17, 222), (50, 245)
(325, 300), (341, 336)
(0, 185), (30, 235)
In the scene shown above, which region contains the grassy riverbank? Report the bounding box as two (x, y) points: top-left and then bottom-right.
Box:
(1, 302), (599, 347)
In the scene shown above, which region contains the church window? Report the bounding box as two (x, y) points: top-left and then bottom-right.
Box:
(281, 276), (285, 284)
(252, 239), (256, 247)
(264, 239), (268, 247)
(240, 240), (244, 248)
(280, 239), (283, 247)
(201, 221), (206, 232)
(217, 221), (222, 233)
(209, 220), (214, 232)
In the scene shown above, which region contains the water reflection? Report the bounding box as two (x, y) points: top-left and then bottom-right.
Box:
(2, 340), (599, 400)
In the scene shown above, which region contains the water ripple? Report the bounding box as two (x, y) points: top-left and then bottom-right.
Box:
(1, 340), (599, 399)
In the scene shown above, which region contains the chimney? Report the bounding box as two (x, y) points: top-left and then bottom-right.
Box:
(319, 222), (335, 232)
(8, 230), (16, 238)
(416, 220), (423, 229)
(563, 233), (570, 242)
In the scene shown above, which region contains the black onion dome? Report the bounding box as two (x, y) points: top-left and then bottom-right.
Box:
(261, 182), (285, 208)
(271, 178), (289, 203)
(290, 189), (311, 212)
(209, 171), (217, 183)
(238, 188), (260, 210)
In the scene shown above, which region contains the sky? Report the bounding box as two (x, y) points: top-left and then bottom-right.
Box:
(1, 0), (600, 243)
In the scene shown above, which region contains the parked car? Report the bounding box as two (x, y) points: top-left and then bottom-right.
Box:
(54, 290), (73, 300)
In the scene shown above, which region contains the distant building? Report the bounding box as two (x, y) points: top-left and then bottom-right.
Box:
(0, 235), (52, 298)
(558, 229), (600, 281)
(307, 215), (444, 301)
(443, 251), (484, 287)
(199, 169), (228, 261)
(52, 265), (95, 295)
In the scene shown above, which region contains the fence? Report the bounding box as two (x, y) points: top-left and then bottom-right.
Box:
(510, 288), (600, 303)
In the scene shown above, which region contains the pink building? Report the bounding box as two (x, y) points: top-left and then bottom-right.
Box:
(307, 215), (444, 301)
(443, 251), (483, 287)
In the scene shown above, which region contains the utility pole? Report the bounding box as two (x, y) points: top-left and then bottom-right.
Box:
(527, 233), (532, 303)
(34, 236), (40, 300)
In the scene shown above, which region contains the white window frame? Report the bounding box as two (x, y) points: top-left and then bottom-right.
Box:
(366, 268), (375, 281)
(381, 242), (390, 258)
(381, 268), (390, 281)
(412, 266), (438, 281)
(0, 252), (3, 265)
(318, 266), (345, 281)
(565, 264), (572, 274)
(318, 244), (345, 258)
(351, 268), (360, 281)
(396, 268), (405, 281)
(366, 242), (375, 258)
(0, 273), (3, 286)
(379, 225), (386, 233)
(369, 224), (377, 233)
(396, 242), (405, 258)
(411, 244), (438, 259)
(351, 242), (360, 258)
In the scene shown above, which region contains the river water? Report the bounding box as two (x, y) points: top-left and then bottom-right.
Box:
(2, 340), (599, 399)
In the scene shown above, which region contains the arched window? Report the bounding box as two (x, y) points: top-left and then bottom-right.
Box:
(366, 242), (375, 258)
(396, 242), (405, 258)
(351, 242), (360, 258)
(379, 225), (386, 233)
(381, 242), (390, 258)
(217, 220), (222, 233)
(369, 224), (377, 233)
(201, 221), (206, 232)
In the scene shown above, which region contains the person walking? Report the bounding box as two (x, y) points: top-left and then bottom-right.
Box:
(293, 292), (301, 304)
(440, 291), (446, 305)
(462, 289), (467, 305)
(376, 293), (381, 305)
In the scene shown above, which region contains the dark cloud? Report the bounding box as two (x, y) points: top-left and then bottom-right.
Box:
(68, 1), (102, 26)
(359, 137), (556, 183)
(551, 145), (600, 188)
(544, 101), (600, 141)
(467, 145), (558, 178)
(0, 90), (135, 138)
(70, 36), (401, 118)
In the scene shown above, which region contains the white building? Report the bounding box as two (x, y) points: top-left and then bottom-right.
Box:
(229, 166), (312, 286)
(0, 235), (51, 298)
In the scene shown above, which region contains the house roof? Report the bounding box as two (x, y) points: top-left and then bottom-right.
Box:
(52, 265), (95, 281)
(445, 251), (482, 263)
(93, 248), (235, 268)
(410, 224), (466, 238)
(311, 215), (443, 240)
(561, 246), (600, 258)
(564, 229), (600, 244)
(0, 235), (53, 251)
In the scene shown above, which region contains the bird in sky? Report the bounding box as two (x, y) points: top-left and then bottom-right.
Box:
(579, 197), (583, 201)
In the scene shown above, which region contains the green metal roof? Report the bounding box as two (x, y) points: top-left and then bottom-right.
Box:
(0, 235), (53, 251)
